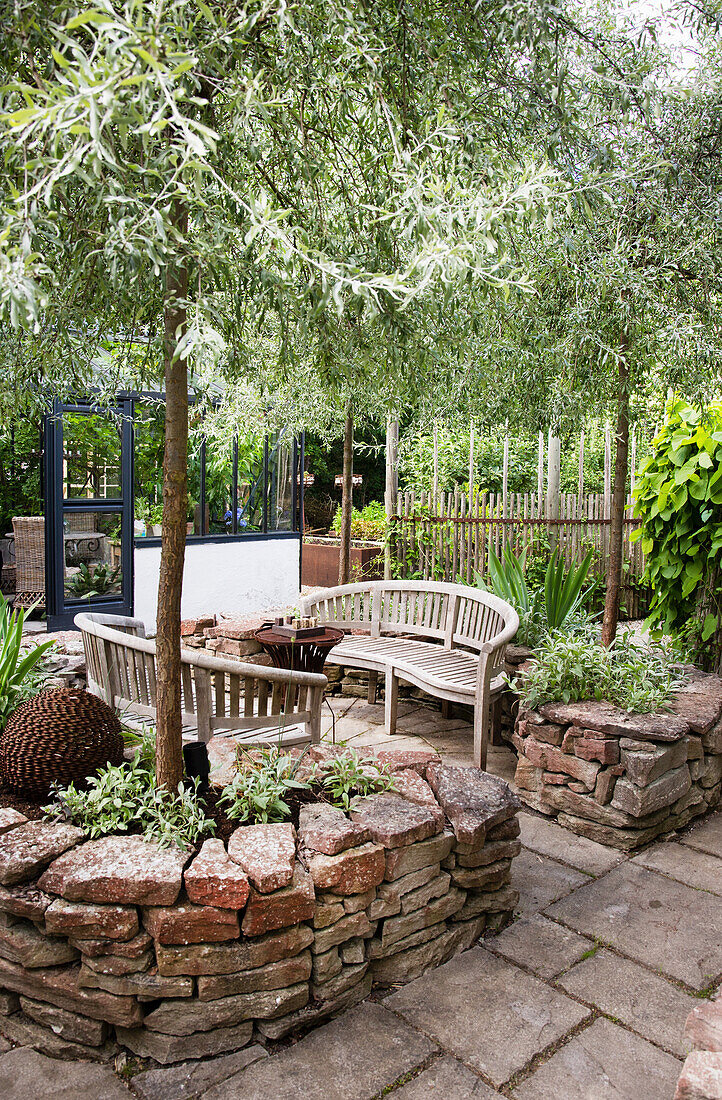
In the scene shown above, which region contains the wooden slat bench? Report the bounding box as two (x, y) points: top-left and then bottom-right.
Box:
(75, 612), (327, 747)
(300, 581), (518, 769)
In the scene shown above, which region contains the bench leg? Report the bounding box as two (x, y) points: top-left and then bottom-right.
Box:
(367, 670), (378, 705)
(473, 699), (489, 771)
(441, 699), (451, 719)
(385, 669), (399, 736)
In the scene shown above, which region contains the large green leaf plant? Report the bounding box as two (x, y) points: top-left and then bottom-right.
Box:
(633, 398), (722, 667)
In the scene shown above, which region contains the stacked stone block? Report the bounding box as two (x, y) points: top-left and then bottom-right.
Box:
(512, 672), (722, 850)
(0, 753), (521, 1063)
(675, 989), (722, 1100)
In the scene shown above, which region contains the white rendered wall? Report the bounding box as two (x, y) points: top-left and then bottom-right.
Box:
(134, 537), (300, 632)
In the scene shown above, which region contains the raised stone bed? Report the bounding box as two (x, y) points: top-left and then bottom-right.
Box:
(511, 671), (722, 849)
(0, 751), (521, 1064)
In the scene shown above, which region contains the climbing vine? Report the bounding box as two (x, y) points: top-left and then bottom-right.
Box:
(633, 399), (722, 669)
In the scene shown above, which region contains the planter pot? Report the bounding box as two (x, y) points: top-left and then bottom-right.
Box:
(302, 538), (384, 587)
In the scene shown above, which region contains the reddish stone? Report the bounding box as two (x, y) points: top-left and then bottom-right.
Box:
(523, 739), (600, 788)
(486, 818), (521, 842)
(180, 616), (215, 637)
(207, 736), (238, 789)
(45, 899), (139, 941)
(0, 955), (143, 1028)
(297, 803), (369, 856)
(574, 737), (620, 765)
(203, 618), (264, 640)
(543, 772), (569, 786)
(525, 723), (564, 747)
(389, 770), (445, 825)
(0, 822), (84, 886)
(227, 823), (296, 894)
(155, 923), (314, 976)
(38, 836), (188, 906)
(184, 839), (250, 910)
(674, 1051), (722, 1100)
(426, 764), (520, 846)
(561, 730), (579, 753)
(350, 794), (440, 848)
(539, 700), (689, 742)
(0, 808), (27, 835)
(70, 930), (152, 958)
(306, 842), (385, 895)
(0, 883), (54, 922)
(241, 865), (315, 937)
(374, 749), (440, 774)
(685, 1000), (722, 1052)
(514, 757), (542, 792)
(143, 901), (239, 945)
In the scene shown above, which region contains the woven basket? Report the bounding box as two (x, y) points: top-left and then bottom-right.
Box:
(0, 688), (124, 799)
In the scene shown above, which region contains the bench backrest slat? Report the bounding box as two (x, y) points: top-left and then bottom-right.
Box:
(301, 580), (518, 657)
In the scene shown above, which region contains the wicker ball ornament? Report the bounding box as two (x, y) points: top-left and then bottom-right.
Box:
(0, 688), (124, 799)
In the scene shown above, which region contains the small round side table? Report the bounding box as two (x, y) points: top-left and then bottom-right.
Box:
(254, 626), (344, 675)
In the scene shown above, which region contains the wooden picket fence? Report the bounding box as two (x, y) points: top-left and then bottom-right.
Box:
(390, 490), (649, 619)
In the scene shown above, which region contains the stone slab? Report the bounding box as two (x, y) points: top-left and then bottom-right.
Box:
(350, 793), (440, 847)
(0, 823), (83, 886)
(489, 914), (593, 979)
(519, 813), (623, 876)
(0, 1046), (130, 1100)
(155, 923), (314, 976)
(306, 842), (385, 895)
(545, 862), (722, 989)
(514, 1017), (682, 1100)
(19, 995), (108, 1046)
(674, 1051), (722, 1100)
(0, 884), (54, 922)
(38, 836), (187, 905)
(679, 814), (722, 858)
(539, 701), (689, 742)
(132, 1044), (267, 1099)
(143, 901), (240, 944)
(685, 999), (722, 1053)
(559, 948), (697, 1056)
(511, 850), (589, 915)
(386, 947), (590, 1087)
(241, 865), (315, 936)
(632, 843), (722, 896)
(298, 803), (370, 856)
(199, 1002), (437, 1100)
(227, 823), (296, 893)
(0, 918), (79, 968)
(426, 765), (520, 845)
(184, 840), (250, 909)
(392, 1056), (502, 1098)
(612, 766), (691, 817)
(117, 1021), (254, 1064)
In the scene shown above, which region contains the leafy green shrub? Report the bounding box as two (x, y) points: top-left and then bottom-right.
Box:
(46, 732), (215, 849)
(314, 750), (395, 811)
(511, 629), (682, 713)
(0, 593), (55, 729)
(65, 562), (121, 598)
(634, 398), (722, 669)
(330, 500), (386, 541)
(218, 745), (311, 824)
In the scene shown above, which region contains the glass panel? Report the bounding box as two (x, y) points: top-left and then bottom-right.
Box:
(63, 412), (122, 499)
(236, 436), (265, 532)
(134, 400), (164, 535)
(63, 510), (123, 600)
(205, 439), (235, 536)
(267, 437), (294, 531)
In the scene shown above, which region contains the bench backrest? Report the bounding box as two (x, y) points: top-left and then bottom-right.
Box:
(75, 612), (326, 743)
(301, 581), (518, 657)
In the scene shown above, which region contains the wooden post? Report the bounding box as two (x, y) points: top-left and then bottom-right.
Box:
(602, 354), (630, 646)
(468, 423), (475, 501)
(432, 422), (439, 506)
(502, 430), (509, 545)
(577, 429), (585, 505)
(338, 402), (354, 584)
(630, 428), (637, 501)
(604, 423), (612, 520)
(537, 430), (544, 512)
(384, 416), (399, 580)
(546, 431), (561, 551)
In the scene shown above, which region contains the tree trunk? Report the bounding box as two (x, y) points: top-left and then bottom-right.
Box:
(338, 402), (354, 584)
(601, 351), (630, 647)
(384, 416), (399, 580)
(546, 432), (561, 552)
(155, 197), (189, 789)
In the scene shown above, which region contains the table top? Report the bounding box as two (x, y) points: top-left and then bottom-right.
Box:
(255, 625), (344, 647)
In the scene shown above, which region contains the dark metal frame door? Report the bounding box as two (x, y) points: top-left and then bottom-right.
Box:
(44, 397), (134, 631)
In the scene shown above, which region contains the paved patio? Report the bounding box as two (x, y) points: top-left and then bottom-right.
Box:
(1, 698), (720, 1099)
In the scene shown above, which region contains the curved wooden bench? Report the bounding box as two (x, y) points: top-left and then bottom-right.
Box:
(75, 612), (326, 747)
(300, 581), (518, 769)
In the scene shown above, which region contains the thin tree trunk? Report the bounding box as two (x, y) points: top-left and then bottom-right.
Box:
(338, 402), (353, 584)
(155, 197), (188, 789)
(546, 432), (561, 552)
(384, 416), (399, 580)
(602, 351), (630, 647)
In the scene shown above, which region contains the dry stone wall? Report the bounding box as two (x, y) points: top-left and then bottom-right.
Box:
(0, 752), (521, 1064)
(511, 671), (722, 850)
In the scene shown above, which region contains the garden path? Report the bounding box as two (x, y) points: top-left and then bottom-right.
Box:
(1, 699), (720, 1099)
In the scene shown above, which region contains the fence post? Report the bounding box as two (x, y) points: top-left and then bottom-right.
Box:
(547, 431), (561, 551)
(384, 416), (399, 580)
